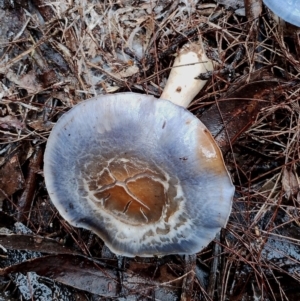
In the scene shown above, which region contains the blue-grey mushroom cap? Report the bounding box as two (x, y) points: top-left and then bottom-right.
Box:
(44, 92), (234, 257)
(263, 0), (300, 27)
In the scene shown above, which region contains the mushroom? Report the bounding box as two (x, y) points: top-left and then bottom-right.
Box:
(263, 0), (300, 27)
(44, 42), (234, 257)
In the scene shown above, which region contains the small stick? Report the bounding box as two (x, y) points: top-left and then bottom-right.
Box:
(180, 254), (197, 301)
(17, 145), (43, 222)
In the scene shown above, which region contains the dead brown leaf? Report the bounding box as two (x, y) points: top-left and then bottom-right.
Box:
(200, 75), (285, 153)
(0, 155), (24, 201)
(0, 234), (78, 255)
(282, 168), (299, 199)
(0, 254), (180, 299)
(0, 115), (24, 130)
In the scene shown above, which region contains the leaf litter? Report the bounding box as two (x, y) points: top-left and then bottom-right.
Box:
(0, 0), (299, 300)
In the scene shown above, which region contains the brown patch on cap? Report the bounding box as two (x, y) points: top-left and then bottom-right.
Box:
(196, 127), (227, 175)
(86, 159), (168, 226)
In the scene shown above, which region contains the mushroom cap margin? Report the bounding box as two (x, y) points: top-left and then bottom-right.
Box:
(263, 0), (300, 27)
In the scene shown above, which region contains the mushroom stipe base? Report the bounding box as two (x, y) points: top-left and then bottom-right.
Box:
(44, 93), (234, 257)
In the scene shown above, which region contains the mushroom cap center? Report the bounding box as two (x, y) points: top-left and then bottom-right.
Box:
(79, 156), (177, 226)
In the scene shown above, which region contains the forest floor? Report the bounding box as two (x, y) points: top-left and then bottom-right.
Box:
(0, 0), (300, 300)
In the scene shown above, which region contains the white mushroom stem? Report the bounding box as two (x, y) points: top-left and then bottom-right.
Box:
(160, 40), (214, 108)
